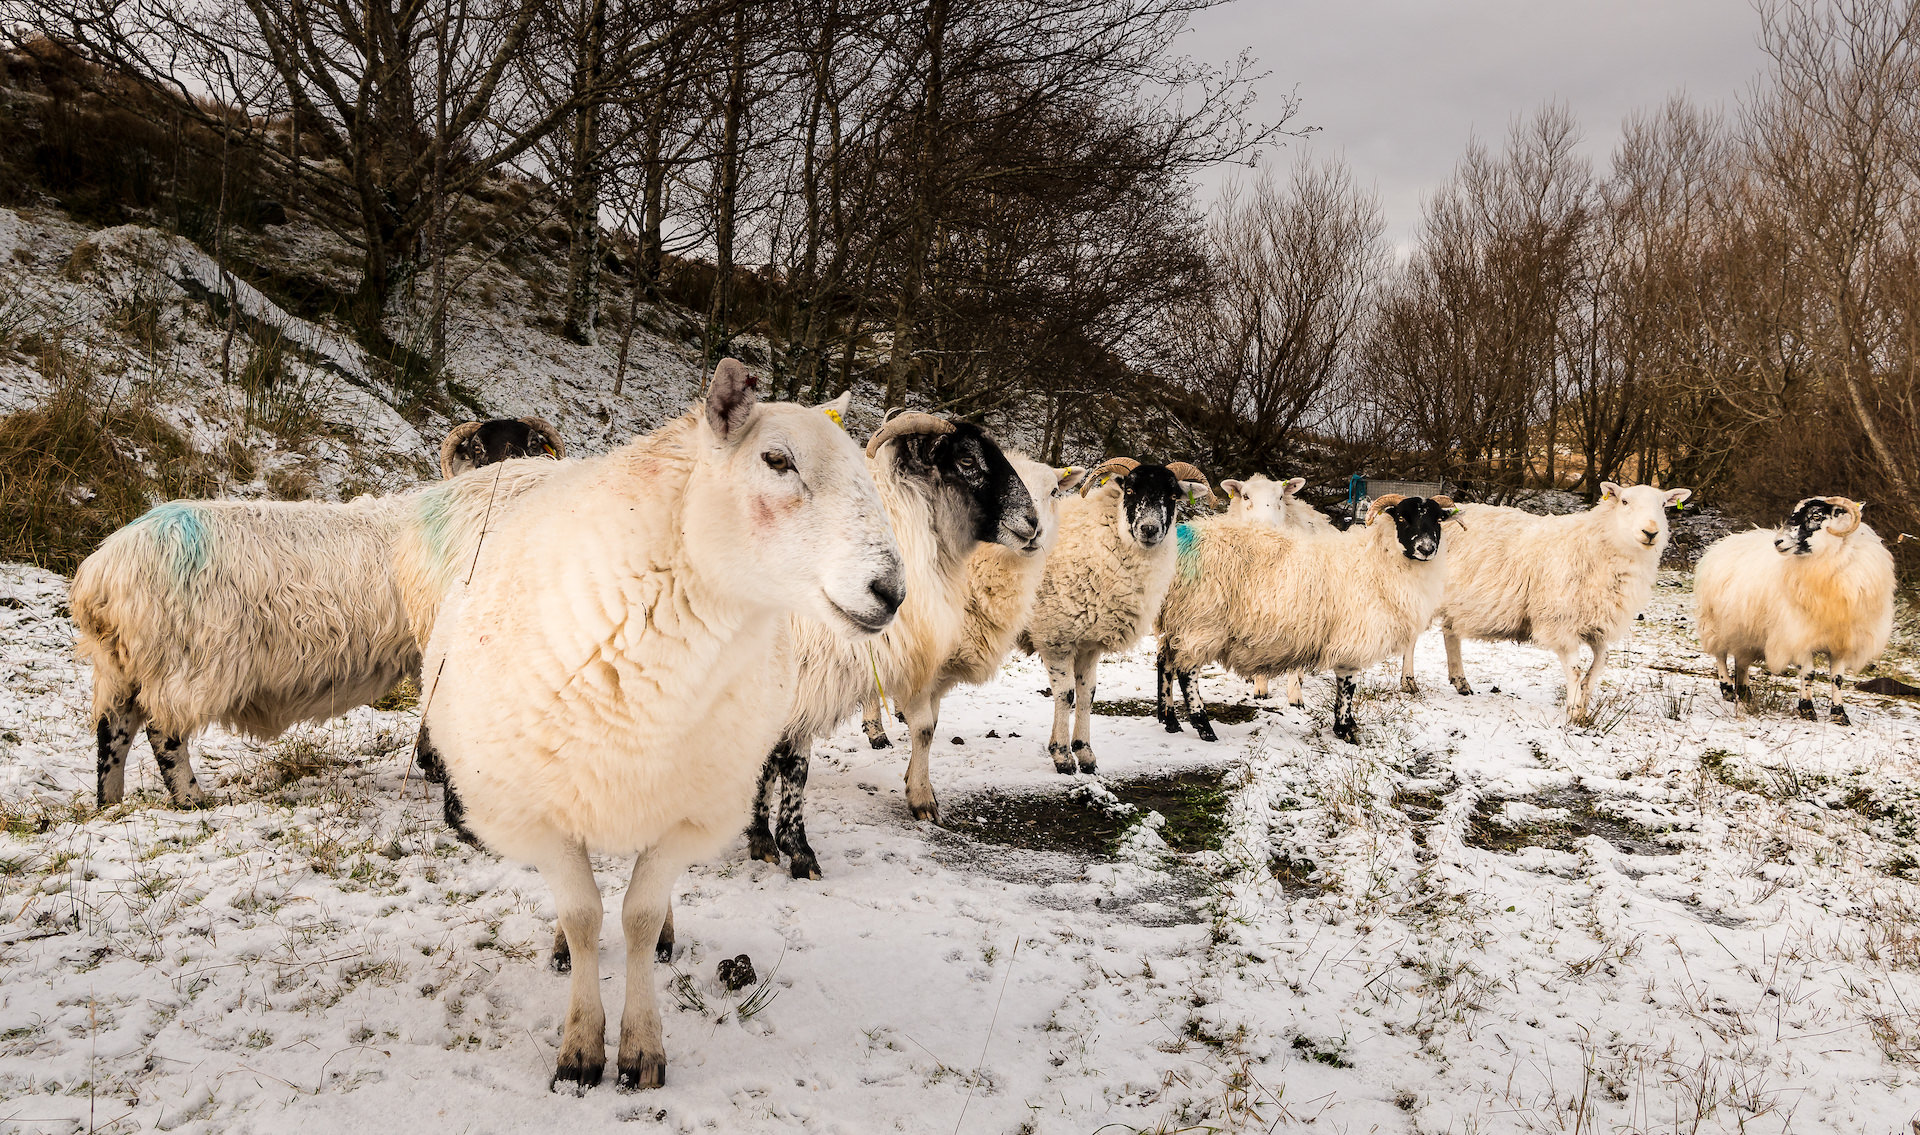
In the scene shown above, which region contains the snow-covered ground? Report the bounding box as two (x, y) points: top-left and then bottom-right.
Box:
(3, 562), (1919, 1134)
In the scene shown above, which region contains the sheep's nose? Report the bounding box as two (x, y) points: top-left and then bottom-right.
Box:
(1641, 528), (1659, 543)
(868, 571), (905, 618)
(1005, 508), (1040, 544)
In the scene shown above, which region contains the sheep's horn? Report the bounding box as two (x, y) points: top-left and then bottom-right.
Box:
(1825, 496), (1864, 536)
(1081, 457), (1140, 496)
(1365, 494), (1407, 525)
(1166, 461), (1216, 504)
(865, 411), (955, 458)
(439, 421), (484, 479)
(518, 417), (566, 459)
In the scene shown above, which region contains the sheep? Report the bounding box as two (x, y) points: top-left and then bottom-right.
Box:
(1024, 457), (1209, 774)
(73, 452), (565, 807)
(419, 361), (904, 1092)
(1217, 475), (1332, 704)
(1398, 482), (1692, 720)
(1156, 494), (1452, 744)
(439, 417), (567, 477)
(1694, 496), (1895, 724)
(856, 455), (1088, 821)
(744, 413), (1041, 879)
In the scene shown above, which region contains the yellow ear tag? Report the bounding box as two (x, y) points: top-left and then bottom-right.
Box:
(822, 407), (845, 430)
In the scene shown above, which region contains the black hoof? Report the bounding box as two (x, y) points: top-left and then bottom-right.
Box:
(1070, 741), (1096, 774)
(866, 731), (891, 750)
(910, 802), (938, 823)
(1400, 677), (1419, 695)
(1333, 724), (1359, 745)
(1831, 706), (1851, 726)
(788, 852), (821, 880)
(1451, 678), (1474, 696)
(1049, 743), (1075, 774)
(1718, 681), (1737, 703)
(1192, 717), (1218, 743)
(1163, 716), (1183, 734)
(616, 1055), (666, 1091)
(550, 1054), (605, 1093)
(747, 830), (779, 863)
(1796, 699), (1817, 721)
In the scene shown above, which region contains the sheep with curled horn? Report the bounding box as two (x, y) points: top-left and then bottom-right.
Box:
(1025, 456), (1207, 774)
(439, 417), (566, 478)
(1694, 496), (1894, 724)
(744, 407), (1040, 879)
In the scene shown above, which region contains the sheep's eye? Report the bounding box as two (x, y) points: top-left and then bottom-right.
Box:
(763, 451), (793, 473)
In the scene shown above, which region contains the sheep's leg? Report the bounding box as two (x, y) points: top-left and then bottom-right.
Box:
(144, 728), (208, 807)
(1830, 665), (1852, 726)
(744, 750), (781, 864)
(536, 840), (605, 1093)
(1331, 674), (1359, 744)
(1156, 643), (1181, 733)
(1795, 664), (1817, 721)
(94, 698), (144, 807)
(1713, 653), (1737, 702)
(902, 690), (941, 823)
(1071, 648), (1099, 774)
(1400, 640), (1419, 694)
(615, 850), (682, 1091)
(1731, 653), (1754, 703)
(1045, 654), (1077, 773)
(861, 694), (892, 749)
(1179, 668), (1216, 743)
(773, 736), (821, 880)
(1253, 675), (1270, 699)
(1577, 634), (1608, 719)
(1286, 670), (1306, 708)
(1444, 629), (1473, 695)
(1558, 647), (1589, 722)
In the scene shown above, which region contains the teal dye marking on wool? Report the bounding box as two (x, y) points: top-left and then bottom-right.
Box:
(1176, 523), (1201, 582)
(138, 502), (210, 580)
(414, 484), (461, 575)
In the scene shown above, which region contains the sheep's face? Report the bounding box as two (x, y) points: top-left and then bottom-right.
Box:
(1223, 475), (1307, 530)
(1117, 465), (1187, 549)
(1597, 483), (1692, 553)
(890, 422), (1040, 552)
(443, 419), (564, 478)
(1005, 456), (1088, 556)
(1775, 497), (1860, 556)
(688, 362), (904, 638)
(1381, 496), (1447, 561)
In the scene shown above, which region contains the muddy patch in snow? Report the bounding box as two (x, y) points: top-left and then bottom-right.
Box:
(1093, 698), (1263, 725)
(939, 766), (1233, 857)
(1463, 785), (1680, 857)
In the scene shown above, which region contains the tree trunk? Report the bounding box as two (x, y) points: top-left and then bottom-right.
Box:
(561, 0), (609, 345)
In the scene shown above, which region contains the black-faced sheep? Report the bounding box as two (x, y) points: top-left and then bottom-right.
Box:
(419, 362), (904, 1092)
(1695, 496), (1895, 724)
(1400, 482), (1691, 721)
(745, 413), (1040, 879)
(438, 417), (566, 478)
(1156, 494), (1452, 744)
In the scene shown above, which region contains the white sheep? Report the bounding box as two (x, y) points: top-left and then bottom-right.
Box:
(1218, 474), (1331, 704)
(744, 414), (1041, 878)
(1399, 482), (1692, 720)
(73, 455), (563, 806)
(1694, 496), (1895, 724)
(420, 362), (904, 1091)
(857, 455), (1087, 821)
(1157, 494), (1452, 744)
(1024, 458), (1209, 773)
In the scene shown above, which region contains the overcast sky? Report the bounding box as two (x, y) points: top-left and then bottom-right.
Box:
(1183, 0), (1772, 249)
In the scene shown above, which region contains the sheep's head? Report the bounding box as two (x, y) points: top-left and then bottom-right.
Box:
(439, 417), (567, 479)
(1095, 460), (1201, 550)
(1223, 474), (1308, 529)
(868, 413), (1039, 553)
(687, 358), (904, 638)
(1002, 456), (1088, 556)
(1596, 482), (1692, 553)
(1366, 494), (1449, 561)
(1775, 496), (1865, 556)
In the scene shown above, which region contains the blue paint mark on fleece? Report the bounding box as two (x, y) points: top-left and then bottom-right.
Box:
(1176, 523), (1201, 582)
(136, 502), (211, 580)
(413, 483), (462, 578)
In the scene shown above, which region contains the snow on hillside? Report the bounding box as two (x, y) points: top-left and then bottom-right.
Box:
(3, 562), (1918, 1134)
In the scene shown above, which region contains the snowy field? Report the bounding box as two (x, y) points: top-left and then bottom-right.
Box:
(3, 562), (1919, 1134)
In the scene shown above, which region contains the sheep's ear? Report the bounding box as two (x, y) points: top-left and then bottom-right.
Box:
(1599, 482), (1623, 502)
(1178, 480), (1209, 502)
(706, 359), (758, 443)
(1054, 466), (1088, 496)
(1284, 477), (1306, 496)
(1663, 488), (1692, 508)
(1221, 479), (1245, 500)
(815, 391), (851, 430)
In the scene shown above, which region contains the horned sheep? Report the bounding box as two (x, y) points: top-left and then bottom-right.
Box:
(1398, 482), (1691, 721)
(74, 432), (567, 807)
(419, 362), (905, 1091)
(1157, 494), (1452, 744)
(439, 416), (566, 477)
(1024, 458), (1209, 774)
(745, 413), (1040, 879)
(1694, 496), (1895, 724)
